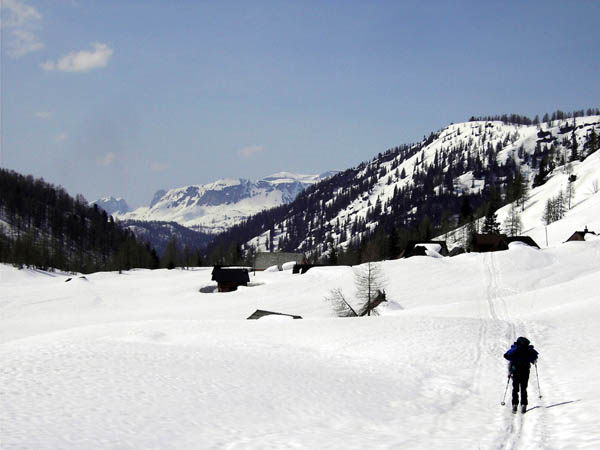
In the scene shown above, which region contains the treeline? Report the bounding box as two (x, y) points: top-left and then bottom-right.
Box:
(0, 169), (160, 273)
(202, 140), (493, 265)
(119, 219), (213, 257)
(469, 108), (600, 126)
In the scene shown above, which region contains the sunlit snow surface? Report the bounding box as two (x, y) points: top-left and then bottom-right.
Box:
(3, 188), (600, 449)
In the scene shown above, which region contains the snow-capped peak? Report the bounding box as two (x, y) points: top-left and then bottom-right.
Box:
(91, 196), (130, 215)
(119, 172), (332, 234)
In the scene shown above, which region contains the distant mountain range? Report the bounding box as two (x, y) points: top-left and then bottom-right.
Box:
(104, 172), (336, 234)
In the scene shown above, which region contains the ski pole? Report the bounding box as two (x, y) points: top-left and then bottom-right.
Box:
(501, 374), (511, 405)
(534, 362), (542, 399)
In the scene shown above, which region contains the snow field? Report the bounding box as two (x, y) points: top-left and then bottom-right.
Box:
(2, 235), (600, 448)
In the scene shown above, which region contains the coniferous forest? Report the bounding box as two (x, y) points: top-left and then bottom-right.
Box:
(0, 169), (159, 273)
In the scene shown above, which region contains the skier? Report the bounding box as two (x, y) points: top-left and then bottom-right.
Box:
(504, 336), (538, 414)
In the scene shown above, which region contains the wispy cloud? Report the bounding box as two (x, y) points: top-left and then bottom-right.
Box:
(1, 0), (45, 58)
(150, 162), (168, 173)
(41, 43), (113, 73)
(97, 152), (117, 167)
(34, 111), (52, 119)
(237, 145), (265, 158)
(55, 133), (68, 142)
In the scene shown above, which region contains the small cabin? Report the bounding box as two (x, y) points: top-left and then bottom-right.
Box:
(449, 246), (466, 257)
(566, 227), (597, 242)
(253, 252), (306, 271)
(506, 236), (540, 249)
(399, 241), (449, 258)
(211, 266), (250, 292)
(292, 264), (330, 274)
(470, 234), (509, 253)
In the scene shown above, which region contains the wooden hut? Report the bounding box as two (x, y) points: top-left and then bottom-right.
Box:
(566, 227), (597, 242)
(399, 241), (449, 258)
(470, 234), (509, 252)
(292, 264), (328, 274)
(211, 266), (250, 292)
(506, 236), (540, 249)
(253, 252), (306, 271)
(448, 246), (466, 257)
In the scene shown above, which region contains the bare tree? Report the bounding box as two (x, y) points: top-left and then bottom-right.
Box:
(325, 288), (358, 317)
(354, 261), (387, 316)
(503, 203), (523, 236)
(325, 262), (388, 317)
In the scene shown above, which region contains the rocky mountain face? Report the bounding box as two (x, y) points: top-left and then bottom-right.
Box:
(118, 172), (336, 234)
(92, 197), (130, 216)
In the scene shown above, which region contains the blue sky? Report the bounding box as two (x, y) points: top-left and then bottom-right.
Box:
(2, 0), (599, 208)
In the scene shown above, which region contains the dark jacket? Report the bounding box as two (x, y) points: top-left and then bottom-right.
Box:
(504, 341), (538, 373)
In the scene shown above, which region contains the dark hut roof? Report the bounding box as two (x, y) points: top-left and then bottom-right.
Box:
(449, 247), (466, 257)
(506, 236), (540, 249)
(247, 310), (303, 320)
(211, 266), (250, 284)
(471, 234), (509, 252)
(399, 240), (449, 258)
(292, 264), (330, 274)
(566, 230), (597, 242)
(254, 252), (306, 271)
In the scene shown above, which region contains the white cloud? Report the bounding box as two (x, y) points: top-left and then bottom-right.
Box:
(1, 0), (45, 58)
(41, 43), (113, 73)
(237, 145), (265, 158)
(97, 152), (117, 167)
(55, 133), (68, 142)
(35, 111), (52, 119)
(1, 0), (41, 27)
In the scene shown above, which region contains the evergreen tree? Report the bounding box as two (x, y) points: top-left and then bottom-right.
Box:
(585, 128), (599, 157)
(162, 237), (180, 269)
(570, 122), (579, 162)
(327, 236), (338, 265)
(459, 196), (474, 225)
(482, 206), (501, 234)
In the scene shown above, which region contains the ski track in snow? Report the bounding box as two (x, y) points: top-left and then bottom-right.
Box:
(482, 252), (562, 450)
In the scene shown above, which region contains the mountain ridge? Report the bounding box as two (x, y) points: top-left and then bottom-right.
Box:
(116, 171), (336, 234)
(204, 113), (600, 263)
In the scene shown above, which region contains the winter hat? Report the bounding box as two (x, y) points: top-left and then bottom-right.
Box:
(516, 337), (530, 346)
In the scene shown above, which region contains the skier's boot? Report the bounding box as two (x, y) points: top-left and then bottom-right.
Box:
(521, 405), (527, 414)
(512, 404), (518, 414)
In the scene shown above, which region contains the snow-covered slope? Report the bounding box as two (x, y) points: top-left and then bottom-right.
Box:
(1, 202), (600, 449)
(445, 137), (600, 249)
(244, 116), (600, 254)
(119, 172), (335, 234)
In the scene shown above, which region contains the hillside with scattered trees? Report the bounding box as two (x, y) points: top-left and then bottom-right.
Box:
(204, 109), (600, 265)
